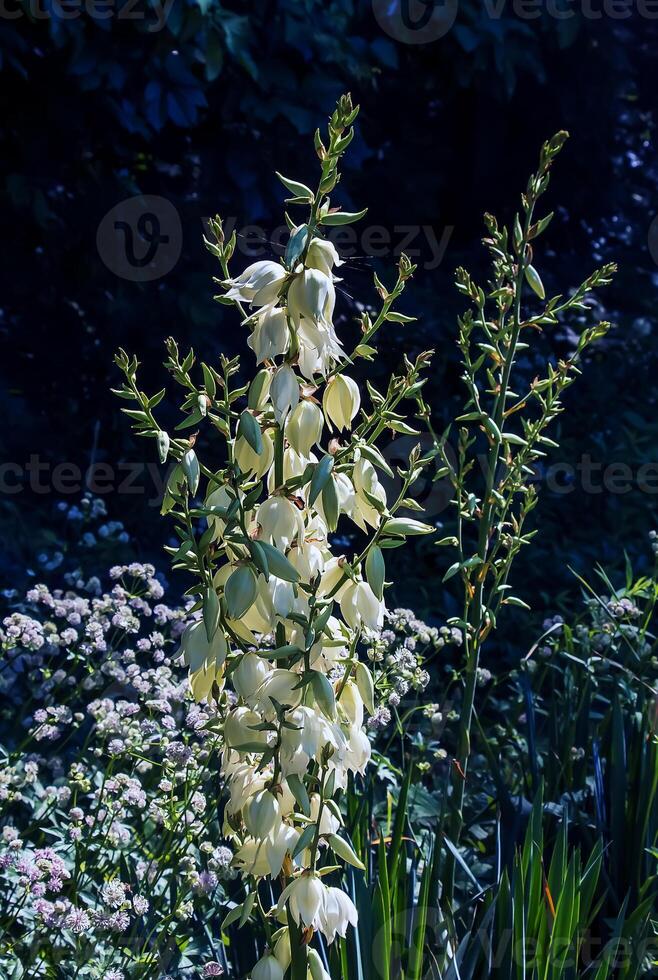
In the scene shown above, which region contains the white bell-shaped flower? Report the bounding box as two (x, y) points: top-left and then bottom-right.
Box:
(233, 651), (270, 703)
(318, 556), (349, 599)
(223, 260), (286, 307)
(270, 364), (300, 424)
(224, 706), (268, 750)
(232, 838), (270, 877)
(343, 725), (371, 775)
(244, 789), (281, 840)
(179, 619), (228, 702)
(316, 886), (358, 943)
(265, 821), (300, 878)
(338, 679), (364, 729)
(248, 307), (290, 363)
(309, 793), (342, 836)
(257, 495), (304, 550)
(288, 268), (335, 327)
(255, 669), (303, 717)
(340, 580), (384, 631)
(277, 873), (327, 928)
(323, 374), (360, 431)
(352, 457), (386, 530)
(285, 399), (323, 457)
(297, 318), (343, 380)
(305, 236), (343, 277)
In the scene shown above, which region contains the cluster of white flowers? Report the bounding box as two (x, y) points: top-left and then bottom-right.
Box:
(181, 237), (387, 973)
(116, 94), (434, 979)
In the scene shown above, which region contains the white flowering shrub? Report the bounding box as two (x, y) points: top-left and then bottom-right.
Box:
(114, 95), (437, 978)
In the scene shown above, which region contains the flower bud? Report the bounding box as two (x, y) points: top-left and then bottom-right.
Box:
(248, 368), (272, 410)
(323, 375), (360, 431)
(273, 929), (291, 971)
(285, 400), (323, 457)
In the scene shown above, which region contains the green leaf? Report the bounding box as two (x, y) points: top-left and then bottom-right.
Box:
(275, 172), (314, 201)
(365, 546), (385, 600)
(321, 476), (339, 532)
(257, 541), (300, 583)
(286, 773), (311, 817)
(203, 587), (220, 641)
(320, 208), (368, 226)
(310, 670), (336, 719)
(292, 823), (317, 859)
(237, 410), (263, 455)
(359, 443), (394, 479)
(308, 455), (334, 507)
(224, 565), (257, 619)
(248, 540), (269, 580)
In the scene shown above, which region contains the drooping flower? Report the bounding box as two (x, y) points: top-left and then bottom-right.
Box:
(288, 269), (335, 327)
(285, 400), (323, 457)
(251, 953), (284, 980)
(277, 873), (326, 928)
(223, 260), (286, 307)
(305, 236), (343, 277)
(270, 364), (300, 424)
(248, 307), (290, 363)
(322, 374), (360, 431)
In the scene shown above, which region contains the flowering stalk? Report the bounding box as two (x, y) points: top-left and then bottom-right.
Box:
(429, 132), (616, 905)
(114, 94), (435, 976)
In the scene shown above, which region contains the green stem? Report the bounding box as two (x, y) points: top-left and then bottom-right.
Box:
(444, 197), (536, 904)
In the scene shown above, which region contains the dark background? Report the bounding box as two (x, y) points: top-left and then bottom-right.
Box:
(1, 0), (657, 641)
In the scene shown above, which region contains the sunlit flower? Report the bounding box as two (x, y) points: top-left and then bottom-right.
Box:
(223, 260), (286, 307)
(322, 374), (360, 431)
